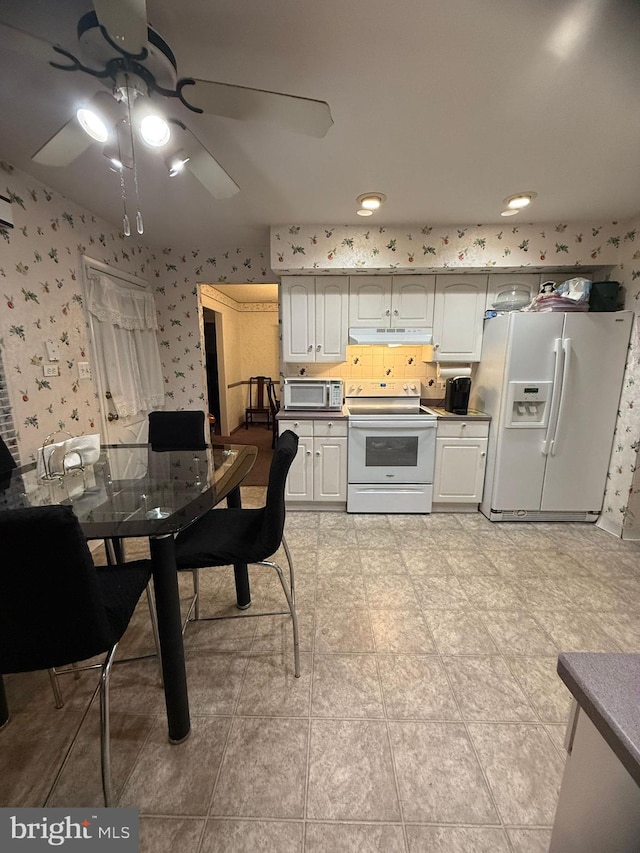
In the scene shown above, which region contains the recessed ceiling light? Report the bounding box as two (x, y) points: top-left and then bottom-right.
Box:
(501, 209), (519, 217)
(356, 192), (386, 211)
(357, 208), (373, 216)
(504, 191), (537, 209)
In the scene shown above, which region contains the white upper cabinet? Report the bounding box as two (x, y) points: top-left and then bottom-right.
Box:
(349, 275), (435, 328)
(433, 274), (488, 361)
(485, 273), (539, 312)
(391, 276), (436, 326)
(281, 276), (348, 363)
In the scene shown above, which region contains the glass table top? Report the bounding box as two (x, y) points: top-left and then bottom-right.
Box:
(0, 442), (258, 539)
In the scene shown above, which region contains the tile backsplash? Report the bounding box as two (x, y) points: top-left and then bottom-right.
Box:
(283, 344), (439, 390)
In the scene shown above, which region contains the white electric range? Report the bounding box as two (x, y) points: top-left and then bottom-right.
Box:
(344, 380), (437, 513)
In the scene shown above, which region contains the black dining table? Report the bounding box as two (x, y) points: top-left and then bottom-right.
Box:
(0, 441), (258, 742)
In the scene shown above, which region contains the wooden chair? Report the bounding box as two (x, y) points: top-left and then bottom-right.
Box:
(245, 376), (273, 429)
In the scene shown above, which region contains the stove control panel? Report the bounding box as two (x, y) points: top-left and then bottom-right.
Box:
(346, 380), (420, 397)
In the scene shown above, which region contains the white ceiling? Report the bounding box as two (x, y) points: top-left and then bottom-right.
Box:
(1, 0), (639, 251)
(210, 284), (278, 303)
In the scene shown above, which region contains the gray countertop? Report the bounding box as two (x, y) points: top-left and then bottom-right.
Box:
(557, 652), (640, 786)
(424, 407), (491, 421)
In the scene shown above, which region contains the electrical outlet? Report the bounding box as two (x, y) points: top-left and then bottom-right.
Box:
(78, 361), (92, 380)
(43, 364), (59, 377)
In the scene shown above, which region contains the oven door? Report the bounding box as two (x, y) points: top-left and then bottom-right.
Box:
(348, 418), (436, 484)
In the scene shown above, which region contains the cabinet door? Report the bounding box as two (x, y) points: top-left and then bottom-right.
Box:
(348, 276), (392, 327)
(285, 435), (313, 501)
(315, 276), (349, 362)
(313, 436), (347, 501)
(433, 275), (487, 361)
(281, 277), (315, 362)
(485, 273), (539, 312)
(391, 275), (435, 328)
(433, 437), (488, 502)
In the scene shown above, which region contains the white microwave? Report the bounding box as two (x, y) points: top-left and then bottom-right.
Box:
(283, 377), (343, 411)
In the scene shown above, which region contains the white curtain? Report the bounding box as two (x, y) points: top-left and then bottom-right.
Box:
(86, 272), (165, 418)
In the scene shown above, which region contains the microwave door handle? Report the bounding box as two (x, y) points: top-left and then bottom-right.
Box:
(325, 384), (331, 407)
(549, 337), (571, 456)
(541, 338), (563, 456)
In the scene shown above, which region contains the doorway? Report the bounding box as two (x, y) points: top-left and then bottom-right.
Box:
(203, 307), (221, 435)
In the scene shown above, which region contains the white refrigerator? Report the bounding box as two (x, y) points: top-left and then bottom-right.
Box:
(472, 311), (633, 522)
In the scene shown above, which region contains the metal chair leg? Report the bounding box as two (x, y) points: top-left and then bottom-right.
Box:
(100, 644), (119, 807)
(48, 668), (64, 709)
(193, 569), (200, 620)
(146, 583), (163, 687)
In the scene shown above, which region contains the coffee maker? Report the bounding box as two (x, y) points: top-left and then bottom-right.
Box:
(444, 376), (472, 415)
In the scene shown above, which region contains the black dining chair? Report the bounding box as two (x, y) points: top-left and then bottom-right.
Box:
(0, 433), (17, 491)
(174, 430), (301, 676)
(148, 409), (207, 451)
(266, 379), (280, 449)
(0, 505), (152, 806)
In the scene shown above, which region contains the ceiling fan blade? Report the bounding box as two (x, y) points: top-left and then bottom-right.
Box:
(32, 116), (93, 167)
(188, 80), (333, 138)
(181, 128), (240, 199)
(93, 0), (148, 55)
(0, 22), (57, 63)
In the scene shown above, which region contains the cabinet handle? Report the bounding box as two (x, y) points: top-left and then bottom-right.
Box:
(315, 450), (321, 456)
(434, 343), (439, 350)
(385, 309), (390, 316)
(307, 345), (313, 352)
(393, 309), (399, 315)
(461, 423), (467, 428)
(306, 450), (311, 456)
(316, 345), (321, 352)
(480, 451), (486, 457)
(327, 422), (333, 427)
(294, 422), (299, 427)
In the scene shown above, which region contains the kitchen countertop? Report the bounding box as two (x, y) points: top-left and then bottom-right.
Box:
(557, 652), (640, 786)
(277, 406), (348, 420)
(424, 406), (491, 421)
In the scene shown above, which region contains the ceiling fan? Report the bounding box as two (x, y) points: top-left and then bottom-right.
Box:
(0, 0), (333, 204)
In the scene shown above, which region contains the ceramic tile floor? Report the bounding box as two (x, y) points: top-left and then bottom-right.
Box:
(2, 487), (640, 853)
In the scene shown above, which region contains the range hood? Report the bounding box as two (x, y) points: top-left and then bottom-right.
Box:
(348, 327), (433, 345)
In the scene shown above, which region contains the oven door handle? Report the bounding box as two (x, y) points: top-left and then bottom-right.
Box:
(349, 420), (436, 430)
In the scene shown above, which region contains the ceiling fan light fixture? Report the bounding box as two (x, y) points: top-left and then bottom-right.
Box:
(504, 191), (537, 210)
(500, 208), (519, 217)
(357, 192), (386, 211)
(356, 208), (373, 216)
(139, 113), (171, 147)
(76, 107), (109, 142)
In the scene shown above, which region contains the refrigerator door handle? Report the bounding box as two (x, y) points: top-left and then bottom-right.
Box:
(542, 338), (564, 456)
(550, 337), (571, 456)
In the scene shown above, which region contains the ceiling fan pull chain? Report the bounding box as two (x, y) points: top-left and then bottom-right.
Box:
(135, 211), (144, 235)
(118, 159), (131, 237)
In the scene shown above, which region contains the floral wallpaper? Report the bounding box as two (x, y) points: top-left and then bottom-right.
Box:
(0, 160), (271, 465)
(0, 161), (147, 465)
(270, 222), (624, 272)
(601, 214), (640, 539)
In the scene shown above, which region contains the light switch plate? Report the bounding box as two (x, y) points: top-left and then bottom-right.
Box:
(43, 364), (59, 377)
(78, 361), (92, 380)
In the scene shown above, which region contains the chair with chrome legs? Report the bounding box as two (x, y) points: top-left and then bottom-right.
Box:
(174, 430), (301, 676)
(0, 505), (152, 806)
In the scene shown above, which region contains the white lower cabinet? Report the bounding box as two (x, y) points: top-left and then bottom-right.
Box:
(279, 419), (347, 506)
(432, 419), (489, 510)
